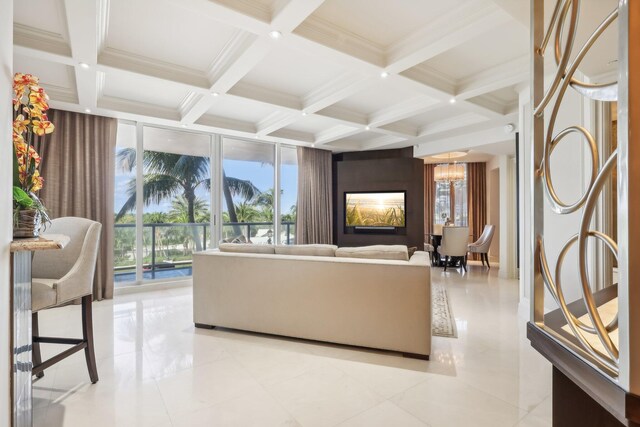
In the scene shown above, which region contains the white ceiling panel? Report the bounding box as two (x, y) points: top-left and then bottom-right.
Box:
(106, 0), (240, 72)
(282, 114), (341, 135)
(13, 55), (75, 90)
(309, 0), (467, 48)
(14, 0), (68, 40)
(103, 72), (191, 110)
(239, 46), (345, 97)
(419, 20), (528, 81)
(331, 80), (418, 117)
(206, 96), (280, 124)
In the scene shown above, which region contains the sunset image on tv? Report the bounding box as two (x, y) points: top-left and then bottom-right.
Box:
(346, 192), (405, 227)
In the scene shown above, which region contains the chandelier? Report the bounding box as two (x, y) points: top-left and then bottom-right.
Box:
(434, 162), (465, 183)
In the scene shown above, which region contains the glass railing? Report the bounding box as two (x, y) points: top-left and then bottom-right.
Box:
(114, 222), (295, 284)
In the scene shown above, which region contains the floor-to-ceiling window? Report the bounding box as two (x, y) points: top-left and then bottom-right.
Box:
(280, 145), (298, 244)
(141, 127), (211, 281)
(434, 164), (468, 226)
(221, 138), (275, 243)
(114, 123), (137, 285)
(114, 124), (299, 287)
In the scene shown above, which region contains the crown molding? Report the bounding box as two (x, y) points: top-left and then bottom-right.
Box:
(210, 0), (272, 23)
(400, 65), (456, 96)
(195, 113), (257, 134)
(302, 73), (371, 112)
(268, 128), (314, 143)
(206, 30), (258, 84)
(228, 81), (301, 110)
(45, 84), (78, 104)
(14, 24), (72, 58)
(315, 124), (362, 145)
(178, 92), (204, 118)
(97, 0), (110, 53)
(294, 16), (386, 67)
(99, 47), (211, 88)
(99, 96), (181, 121)
(315, 104), (367, 126)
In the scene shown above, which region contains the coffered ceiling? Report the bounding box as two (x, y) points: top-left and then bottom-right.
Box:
(12, 0), (617, 152)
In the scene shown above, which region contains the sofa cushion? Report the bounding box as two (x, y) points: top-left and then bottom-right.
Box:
(219, 243), (275, 254)
(274, 244), (337, 257)
(335, 245), (409, 261)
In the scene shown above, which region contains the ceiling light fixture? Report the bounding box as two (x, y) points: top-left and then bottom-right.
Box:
(79, 62), (90, 69)
(504, 123), (515, 133)
(181, 124), (187, 128)
(312, 143), (315, 147)
(84, 108), (91, 113)
(434, 163), (465, 184)
(365, 126), (371, 131)
(269, 30), (282, 39)
(211, 92), (219, 97)
(449, 97), (456, 104)
(380, 71), (389, 78)
(302, 111), (307, 116)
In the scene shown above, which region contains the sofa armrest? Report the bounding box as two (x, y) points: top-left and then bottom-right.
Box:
(409, 251), (431, 266)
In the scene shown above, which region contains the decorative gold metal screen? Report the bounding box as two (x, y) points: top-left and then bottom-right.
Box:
(531, 0), (622, 378)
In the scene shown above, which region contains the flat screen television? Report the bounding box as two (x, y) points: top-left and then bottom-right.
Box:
(345, 191), (406, 228)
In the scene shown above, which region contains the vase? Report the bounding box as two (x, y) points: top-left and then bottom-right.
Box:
(13, 209), (42, 238)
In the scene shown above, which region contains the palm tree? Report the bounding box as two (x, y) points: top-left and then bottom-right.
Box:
(168, 196), (210, 223)
(116, 149), (260, 226)
(116, 149), (210, 224)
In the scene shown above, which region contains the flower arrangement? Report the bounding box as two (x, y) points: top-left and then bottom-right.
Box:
(12, 73), (54, 237)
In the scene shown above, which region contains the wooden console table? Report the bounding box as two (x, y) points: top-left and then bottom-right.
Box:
(10, 235), (69, 427)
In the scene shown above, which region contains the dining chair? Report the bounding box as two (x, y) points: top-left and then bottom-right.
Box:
(439, 226), (470, 272)
(468, 224), (496, 269)
(31, 217), (102, 382)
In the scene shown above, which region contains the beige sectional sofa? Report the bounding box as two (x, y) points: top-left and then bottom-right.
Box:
(193, 244), (431, 358)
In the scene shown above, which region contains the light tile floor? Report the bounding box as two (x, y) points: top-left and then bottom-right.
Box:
(33, 263), (552, 427)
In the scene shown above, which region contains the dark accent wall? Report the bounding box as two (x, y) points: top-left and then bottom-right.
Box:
(333, 147), (424, 249)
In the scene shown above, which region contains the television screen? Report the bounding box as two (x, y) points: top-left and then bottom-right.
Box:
(345, 192), (406, 227)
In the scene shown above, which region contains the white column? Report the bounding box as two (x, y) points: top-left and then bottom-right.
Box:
(0, 0), (14, 423)
(499, 154), (517, 279)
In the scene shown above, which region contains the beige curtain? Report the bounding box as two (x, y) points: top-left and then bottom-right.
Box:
(296, 147), (333, 244)
(467, 162), (487, 260)
(39, 109), (117, 300)
(424, 164), (435, 238)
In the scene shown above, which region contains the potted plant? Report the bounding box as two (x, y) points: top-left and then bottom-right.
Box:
(12, 73), (53, 238)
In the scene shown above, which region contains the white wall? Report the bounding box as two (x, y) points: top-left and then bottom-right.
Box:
(0, 0), (13, 424)
(487, 167), (500, 260)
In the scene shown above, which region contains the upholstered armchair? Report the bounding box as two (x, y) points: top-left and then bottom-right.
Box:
(439, 226), (470, 272)
(468, 224), (496, 269)
(31, 217), (102, 382)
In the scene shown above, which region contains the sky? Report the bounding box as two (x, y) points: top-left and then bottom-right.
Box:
(114, 149), (298, 218)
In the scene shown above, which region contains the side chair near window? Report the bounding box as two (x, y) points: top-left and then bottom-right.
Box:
(439, 226), (470, 272)
(31, 217), (102, 382)
(468, 224), (496, 269)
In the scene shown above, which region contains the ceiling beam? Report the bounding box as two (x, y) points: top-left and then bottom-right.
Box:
(385, 0), (512, 74)
(456, 55), (529, 100)
(63, 0), (105, 110)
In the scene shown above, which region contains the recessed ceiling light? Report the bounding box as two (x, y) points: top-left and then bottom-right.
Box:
(432, 151), (468, 159)
(365, 126), (370, 131)
(79, 62), (90, 69)
(181, 124), (187, 128)
(211, 92), (219, 97)
(84, 108), (91, 113)
(302, 111), (307, 116)
(380, 71), (389, 78)
(312, 143), (315, 147)
(269, 30), (282, 39)
(449, 97), (456, 104)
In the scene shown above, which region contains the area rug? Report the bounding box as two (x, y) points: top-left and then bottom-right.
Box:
(432, 284), (457, 338)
